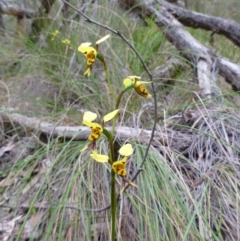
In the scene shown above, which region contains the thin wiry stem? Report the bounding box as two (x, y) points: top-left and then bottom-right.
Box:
(61, 0), (157, 209)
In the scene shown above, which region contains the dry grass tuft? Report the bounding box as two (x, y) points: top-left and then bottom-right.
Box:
(1, 102), (240, 240)
(159, 103), (240, 240)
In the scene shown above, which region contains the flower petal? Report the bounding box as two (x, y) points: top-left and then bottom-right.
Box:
(138, 81), (151, 84)
(123, 78), (133, 87)
(90, 150), (109, 163)
(78, 46), (96, 55)
(96, 34), (110, 45)
(84, 67), (91, 76)
(80, 145), (89, 152)
(134, 82), (152, 98)
(112, 157), (127, 176)
(62, 39), (72, 48)
(119, 144), (133, 156)
(120, 179), (138, 193)
(79, 42), (92, 47)
(83, 111), (97, 122)
(126, 180), (138, 188)
(127, 75), (141, 79)
(82, 120), (93, 127)
(62, 39), (71, 44)
(103, 109), (119, 122)
(51, 30), (60, 41)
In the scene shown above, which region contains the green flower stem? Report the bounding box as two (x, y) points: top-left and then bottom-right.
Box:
(110, 89), (126, 139)
(107, 71), (132, 240)
(103, 66), (116, 102)
(97, 53), (116, 101)
(109, 131), (117, 240)
(116, 83), (134, 110)
(115, 90), (124, 110)
(111, 89), (126, 141)
(108, 90), (125, 240)
(111, 169), (117, 241)
(101, 128), (117, 240)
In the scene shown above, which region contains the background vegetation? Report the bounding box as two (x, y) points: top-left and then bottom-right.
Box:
(0, 0), (240, 240)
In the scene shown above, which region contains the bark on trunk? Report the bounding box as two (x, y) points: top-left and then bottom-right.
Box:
(161, 1), (240, 48)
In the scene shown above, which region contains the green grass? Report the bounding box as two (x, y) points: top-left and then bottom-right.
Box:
(1, 0), (240, 240)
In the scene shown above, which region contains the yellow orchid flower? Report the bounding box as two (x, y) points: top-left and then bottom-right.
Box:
(112, 143), (133, 177)
(112, 143), (137, 192)
(84, 121), (103, 142)
(112, 157), (128, 177)
(90, 150), (109, 163)
(62, 39), (72, 49)
(123, 76), (152, 98)
(82, 109), (119, 142)
(51, 30), (60, 41)
(87, 142), (137, 192)
(78, 35), (110, 76)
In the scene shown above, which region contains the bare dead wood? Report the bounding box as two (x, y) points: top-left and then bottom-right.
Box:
(165, 0), (186, 7)
(29, 0), (56, 43)
(120, 0), (240, 92)
(217, 57), (240, 91)
(152, 57), (186, 80)
(161, 1), (240, 48)
(0, 112), (164, 144)
(0, 3), (37, 18)
(144, 0), (220, 98)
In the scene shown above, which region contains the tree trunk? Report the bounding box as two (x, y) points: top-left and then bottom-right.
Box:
(29, 0), (56, 43)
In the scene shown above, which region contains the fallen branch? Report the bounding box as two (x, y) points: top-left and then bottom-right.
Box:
(120, 0), (240, 92)
(145, 0), (220, 98)
(0, 112), (164, 144)
(217, 57), (240, 91)
(161, 1), (240, 48)
(152, 57), (186, 80)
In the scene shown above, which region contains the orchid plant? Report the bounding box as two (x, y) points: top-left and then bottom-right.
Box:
(52, 31), (151, 240)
